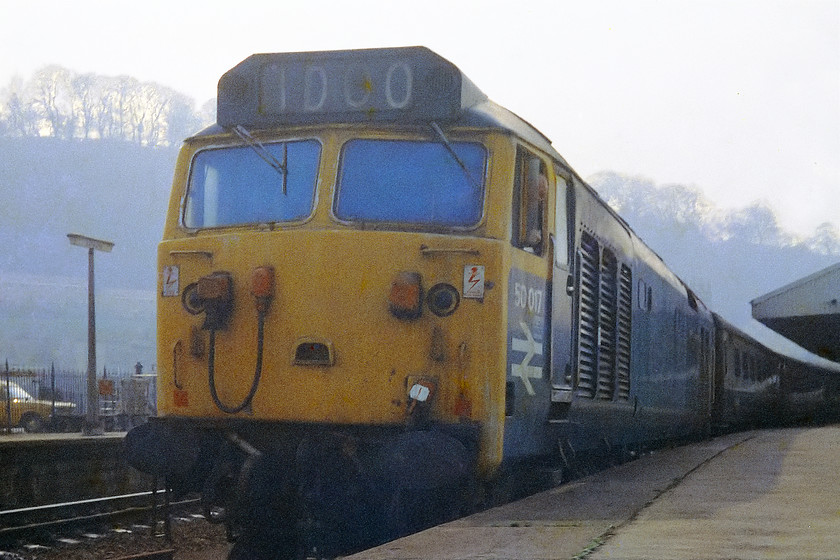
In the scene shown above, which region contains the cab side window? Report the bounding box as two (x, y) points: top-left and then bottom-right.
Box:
(513, 147), (547, 255)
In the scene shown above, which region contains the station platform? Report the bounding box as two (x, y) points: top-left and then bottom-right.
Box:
(0, 430), (126, 445)
(0, 430), (151, 511)
(349, 425), (840, 560)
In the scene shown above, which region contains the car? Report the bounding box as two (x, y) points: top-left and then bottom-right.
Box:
(0, 381), (76, 432)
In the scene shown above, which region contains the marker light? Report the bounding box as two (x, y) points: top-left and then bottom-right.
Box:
(197, 272), (233, 330)
(427, 283), (460, 317)
(388, 272), (423, 320)
(251, 266), (275, 313)
(181, 283), (205, 315)
(198, 272), (232, 301)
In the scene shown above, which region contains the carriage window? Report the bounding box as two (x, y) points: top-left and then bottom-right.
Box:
(638, 280), (653, 312)
(334, 139), (486, 227)
(554, 176), (570, 267)
(184, 140), (321, 228)
(513, 148), (547, 255)
(638, 280), (647, 310)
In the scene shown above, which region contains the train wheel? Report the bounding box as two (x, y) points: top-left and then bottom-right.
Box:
(202, 458), (238, 525)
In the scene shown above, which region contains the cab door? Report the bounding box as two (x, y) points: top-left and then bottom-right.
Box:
(549, 174), (575, 411)
(504, 148), (553, 459)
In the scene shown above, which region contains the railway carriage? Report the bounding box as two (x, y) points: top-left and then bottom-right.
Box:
(712, 314), (782, 429)
(778, 355), (840, 424)
(125, 47), (837, 559)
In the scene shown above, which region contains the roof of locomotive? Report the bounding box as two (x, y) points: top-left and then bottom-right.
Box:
(190, 46), (565, 162)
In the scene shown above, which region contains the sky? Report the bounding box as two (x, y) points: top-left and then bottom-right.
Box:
(1, 0), (838, 237)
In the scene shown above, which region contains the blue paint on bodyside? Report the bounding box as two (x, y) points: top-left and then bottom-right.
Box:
(503, 268), (552, 459)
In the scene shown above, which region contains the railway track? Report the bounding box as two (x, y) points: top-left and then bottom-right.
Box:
(1, 491), (181, 535)
(0, 491), (200, 552)
(113, 550), (176, 560)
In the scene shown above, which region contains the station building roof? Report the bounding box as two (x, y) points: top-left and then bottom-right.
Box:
(751, 262), (840, 362)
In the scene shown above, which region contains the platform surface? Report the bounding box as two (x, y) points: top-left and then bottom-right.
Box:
(348, 426), (840, 560)
(0, 430), (125, 447)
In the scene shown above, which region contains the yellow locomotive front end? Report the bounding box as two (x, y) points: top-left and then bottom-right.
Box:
(157, 128), (508, 460)
(125, 47), (529, 558)
(158, 127), (504, 445)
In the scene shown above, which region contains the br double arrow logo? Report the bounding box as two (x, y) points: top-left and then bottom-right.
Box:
(511, 320), (543, 396)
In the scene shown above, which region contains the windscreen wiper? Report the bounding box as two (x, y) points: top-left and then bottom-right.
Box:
(231, 125), (288, 194)
(430, 121), (481, 190)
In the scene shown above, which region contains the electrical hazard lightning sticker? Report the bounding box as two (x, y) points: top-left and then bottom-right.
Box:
(162, 265), (179, 297)
(463, 265), (485, 299)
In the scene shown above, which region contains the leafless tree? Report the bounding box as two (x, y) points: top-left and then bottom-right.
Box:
(31, 66), (76, 138)
(807, 222), (840, 255)
(1, 65), (210, 145)
(72, 73), (99, 139)
(167, 92), (205, 144)
(725, 203), (786, 246)
(1, 77), (40, 136)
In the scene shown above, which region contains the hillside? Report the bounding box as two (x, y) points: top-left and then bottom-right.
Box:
(0, 137), (177, 288)
(1, 138), (177, 370)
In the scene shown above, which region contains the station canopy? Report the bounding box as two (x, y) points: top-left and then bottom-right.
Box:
(751, 262), (840, 362)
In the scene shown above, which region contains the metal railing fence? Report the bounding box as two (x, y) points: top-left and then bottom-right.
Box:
(2, 361), (156, 433)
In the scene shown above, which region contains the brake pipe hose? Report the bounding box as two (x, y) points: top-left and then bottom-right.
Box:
(208, 310), (266, 414)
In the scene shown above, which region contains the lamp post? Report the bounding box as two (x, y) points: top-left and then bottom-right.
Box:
(68, 233), (114, 436)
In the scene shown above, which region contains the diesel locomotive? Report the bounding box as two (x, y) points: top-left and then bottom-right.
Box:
(125, 47), (840, 559)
